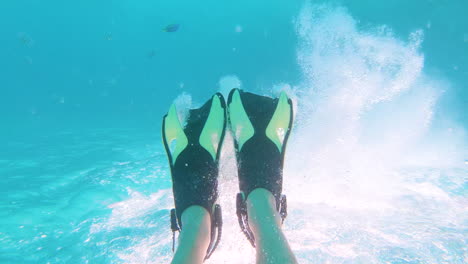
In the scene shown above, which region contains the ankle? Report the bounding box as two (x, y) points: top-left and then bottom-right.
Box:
(172, 206), (211, 264)
(246, 188), (281, 227)
(180, 205), (211, 236)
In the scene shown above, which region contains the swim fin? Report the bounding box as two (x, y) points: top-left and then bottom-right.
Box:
(227, 88), (293, 247)
(162, 93), (227, 259)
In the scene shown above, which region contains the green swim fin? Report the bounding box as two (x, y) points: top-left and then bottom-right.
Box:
(162, 93), (227, 259)
(227, 88), (293, 247)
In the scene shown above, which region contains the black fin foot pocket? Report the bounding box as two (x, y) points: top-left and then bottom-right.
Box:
(163, 93), (227, 259)
(228, 88), (293, 247)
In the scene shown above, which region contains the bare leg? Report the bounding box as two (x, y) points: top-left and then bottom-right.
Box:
(171, 206), (211, 264)
(247, 188), (298, 264)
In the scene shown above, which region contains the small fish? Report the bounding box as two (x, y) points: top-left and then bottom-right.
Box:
(24, 56), (33, 65)
(163, 24), (180, 32)
(20, 36), (31, 44)
(147, 50), (156, 58)
(105, 33), (113, 41)
(17, 32), (33, 47)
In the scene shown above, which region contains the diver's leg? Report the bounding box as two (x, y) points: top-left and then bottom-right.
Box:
(171, 206), (211, 264)
(247, 188), (298, 264)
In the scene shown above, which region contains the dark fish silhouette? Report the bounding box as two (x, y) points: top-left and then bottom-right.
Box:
(163, 24), (180, 32)
(147, 50), (156, 58)
(17, 32), (33, 47)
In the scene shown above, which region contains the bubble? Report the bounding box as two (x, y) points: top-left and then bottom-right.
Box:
(173, 92), (192, 125)
(218, 75), (242, 98)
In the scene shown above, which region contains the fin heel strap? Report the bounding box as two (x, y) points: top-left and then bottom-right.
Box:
(236, 193), (288, 247)
(169, 205), (223, 260)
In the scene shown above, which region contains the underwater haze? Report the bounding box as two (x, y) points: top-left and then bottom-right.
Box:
(1, 0), (467, 263)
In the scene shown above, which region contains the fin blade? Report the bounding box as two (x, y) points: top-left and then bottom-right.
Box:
(228, 89), (255, 151)
(163, 104), (188, 165)
(199, 94), (226, 160)
(266, 91), (292, 153)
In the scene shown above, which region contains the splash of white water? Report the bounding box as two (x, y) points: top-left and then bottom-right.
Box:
(281, 4), (467, 263)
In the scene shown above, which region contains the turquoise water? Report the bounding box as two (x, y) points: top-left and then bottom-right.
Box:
(1, 0), (467, 263)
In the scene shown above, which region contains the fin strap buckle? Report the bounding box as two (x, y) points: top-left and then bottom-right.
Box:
(170, 209), (180, 252)
(280, 195), (287, 224)
(236, 193), (256, 247)
(205, 204), (222, 260)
